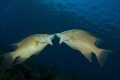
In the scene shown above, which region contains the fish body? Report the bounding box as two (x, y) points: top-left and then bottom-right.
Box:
(56, 29), (112, 66)
(3, 34), (55, 69)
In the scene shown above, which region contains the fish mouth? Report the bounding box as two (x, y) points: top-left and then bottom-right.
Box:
(48, 34), (55, 46)
(55, 33), (61, 38)
(55, 33), (64, 44)
(50, 34), (55, 40)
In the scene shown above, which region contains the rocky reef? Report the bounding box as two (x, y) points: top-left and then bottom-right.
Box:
(0, 46), (111, 80)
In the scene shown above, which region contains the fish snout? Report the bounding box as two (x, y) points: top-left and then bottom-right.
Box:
(50, 34), (55, 40)
(55, 33), (61, 38)
(48, 34), (55, 46)
(55, 33), (64, 44)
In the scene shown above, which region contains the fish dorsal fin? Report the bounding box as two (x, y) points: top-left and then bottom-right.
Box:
(8, 36), (29, 48)
(76, 30), (103, 45)
(78, 30), (96, 37)
(32, 38), (39, 47)
(95, 38), (103, 46)
(7, 43), (18, 50)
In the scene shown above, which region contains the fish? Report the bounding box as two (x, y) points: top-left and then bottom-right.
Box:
(1, 34), (55, 69)
(56, 29), (112, 66)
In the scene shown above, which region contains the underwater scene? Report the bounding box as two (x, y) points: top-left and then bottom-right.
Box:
(0, 0), (120, 80)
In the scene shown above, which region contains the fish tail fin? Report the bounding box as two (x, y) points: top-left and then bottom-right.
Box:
(95, 49), (112, 66)
(3, 52), (17, 69)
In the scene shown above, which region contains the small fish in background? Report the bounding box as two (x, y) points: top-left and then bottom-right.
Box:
(56, 29), (112, 66)
(1, 34), (55, 69)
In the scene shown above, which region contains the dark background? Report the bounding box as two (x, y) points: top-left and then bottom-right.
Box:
(0, 0), (120, 79)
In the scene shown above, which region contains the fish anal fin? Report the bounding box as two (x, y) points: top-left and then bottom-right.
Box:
(13, 57), (28, 65)
(77, 30), (96, 36)
(82, 52), (92, 63)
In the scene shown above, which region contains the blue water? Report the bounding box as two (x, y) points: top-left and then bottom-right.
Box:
(0, 0), (120, 79)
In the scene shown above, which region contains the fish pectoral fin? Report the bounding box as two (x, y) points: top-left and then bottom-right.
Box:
(82, 52), (92, 63)
(32, 38), (40, 47)
(13, 57), (28, 65)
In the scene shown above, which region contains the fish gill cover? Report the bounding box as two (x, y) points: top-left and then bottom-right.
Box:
(0, 0), (120, 80)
